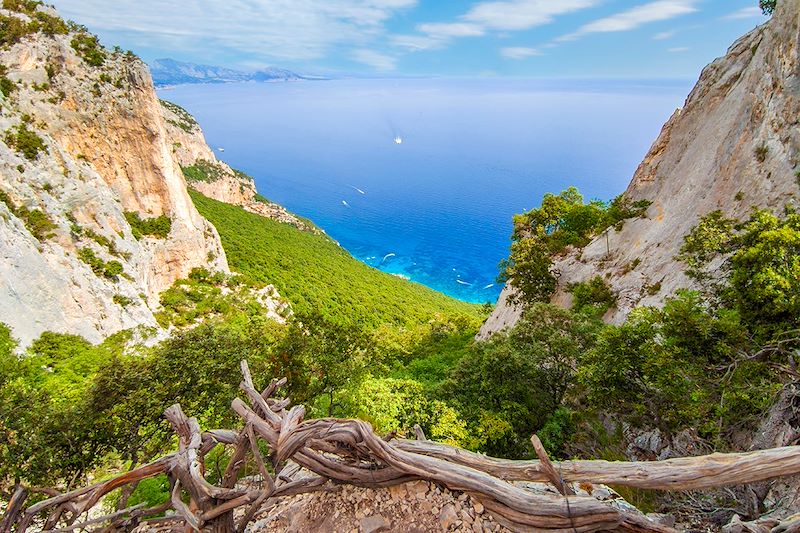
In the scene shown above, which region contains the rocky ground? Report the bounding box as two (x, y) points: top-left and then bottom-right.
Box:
(239, 477), (672, 533)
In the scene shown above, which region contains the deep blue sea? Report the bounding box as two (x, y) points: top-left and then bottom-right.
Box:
(160, 78), (691, 304)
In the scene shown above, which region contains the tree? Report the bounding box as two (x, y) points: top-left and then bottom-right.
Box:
(760, 0), (776, 15)
(444, 304), (600, 458)
(680, 208), (800, 340)
(275, 313), (374, 417)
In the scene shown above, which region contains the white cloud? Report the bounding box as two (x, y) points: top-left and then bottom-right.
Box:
(350, 49), (397, 70)
(49, 0), (417, 64)
(724, 7), (764, 20)
(462, 0), (598, 31)
(417, 22), (485, 38)
(557, 0), (697, 42)
(653, 30), (675, 40)
(500, 46), (542, 59)
(404, 0), (598, 49)
(667, 46), (689, 52)
(390, 34), (446, 51)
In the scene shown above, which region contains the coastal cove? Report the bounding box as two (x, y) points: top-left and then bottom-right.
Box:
(160, 78), (691, 303)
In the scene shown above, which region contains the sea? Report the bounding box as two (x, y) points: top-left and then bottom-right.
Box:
(159, 78), (691, 304)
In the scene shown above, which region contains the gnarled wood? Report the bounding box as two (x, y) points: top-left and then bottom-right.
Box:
(395, 439), (800, 490)
(13, 363), (800, 533)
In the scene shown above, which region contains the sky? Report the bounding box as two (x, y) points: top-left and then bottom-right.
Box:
(48, 0), (769, 78)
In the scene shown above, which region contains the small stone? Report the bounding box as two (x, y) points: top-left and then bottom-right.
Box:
(460, 509), (474, 524)
(388, 484), (407, 501)
(439, 503), (459, 530)
(361, 513), (390, 533)
(473, 502), (484, 515)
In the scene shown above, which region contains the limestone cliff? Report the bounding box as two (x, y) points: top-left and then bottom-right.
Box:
(479, 1), (800, 339)
(0, 5), (228, 345)
(160, 99), (316, 231)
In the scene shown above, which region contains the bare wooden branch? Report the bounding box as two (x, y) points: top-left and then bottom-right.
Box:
(531, 434), (574, 496)
(0, 485), (28, 533)
(396, 439), (800, 491)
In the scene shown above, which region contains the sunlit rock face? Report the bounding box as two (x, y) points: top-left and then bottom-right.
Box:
(0, 5), (228, 346)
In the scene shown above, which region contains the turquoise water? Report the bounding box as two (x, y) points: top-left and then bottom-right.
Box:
(160, 78), (690, 303)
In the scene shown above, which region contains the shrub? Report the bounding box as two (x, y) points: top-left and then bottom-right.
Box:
(0, 67), (16, 97)
(760, 0), (776, 15)
(5, 123), (48, 160)
(569, 276), (616, 315)
(124, 211), (172, 240)
(160, 100), (198, 133)
(77, 247), (124, 279)
(0, 189), (56, 240)
(754, 143), (769, 163)
(70, 33), (106, 67)
(181, 160), (226, 183)
(112, 294), (132, 307)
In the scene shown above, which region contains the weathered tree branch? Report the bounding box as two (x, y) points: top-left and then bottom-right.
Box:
(10, 362), (800, 533)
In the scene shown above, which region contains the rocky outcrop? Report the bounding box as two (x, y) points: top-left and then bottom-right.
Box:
(160, 99), (316, 231)
(481, 1), (800, 337)
(0, 5), (228, 345)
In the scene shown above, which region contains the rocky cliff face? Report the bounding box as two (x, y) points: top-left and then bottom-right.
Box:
(480, 1), (800, 339)
(0, 5), (228, 345)
(161, 100), (316, 231)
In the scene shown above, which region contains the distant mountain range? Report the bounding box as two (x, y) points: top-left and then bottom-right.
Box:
(149, 58), (325, 87)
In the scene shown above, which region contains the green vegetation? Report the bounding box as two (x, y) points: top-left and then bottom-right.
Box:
(760, 0), (776, 15)
(3, 173), (796, 522)
(123, 211), (172, 240)
(160, 100), (198, 133)
(755, 143), (769, 163)
(499, 187), (650, 304)
(0, 66), (16, 97)
(156, 267), (286, 328)
(4, 123), (48, 160)
(0, 189), (56, 240)
(70, 32), (106, 66)
(112, 294), (133, 307)
(77, 247), (124, 279)
(0, 1), (68, 49)
(568, 276), (616, 316)
(181, 160), (228, 183)
(679, 208), (800, 340)
(190, 190), (482, 328)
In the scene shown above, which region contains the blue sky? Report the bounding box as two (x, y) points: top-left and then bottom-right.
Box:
(48, 0), (768, 78)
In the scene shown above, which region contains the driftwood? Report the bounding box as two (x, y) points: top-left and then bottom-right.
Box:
(5, 361), (800, 533)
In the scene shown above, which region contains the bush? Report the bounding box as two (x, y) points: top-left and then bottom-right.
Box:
(0, 66), (16, 97)
(755, 143), (769, 163)
(0, 189), (56, 240)
(70, 33), (105, 67)
(4, 123), (48, 160)
(569, 276), (616, 316)
(77, 247), (124, 279)
(160, 100), (198, 133)
(760, 0), (776, 15)
(124, 212), (172, 240)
